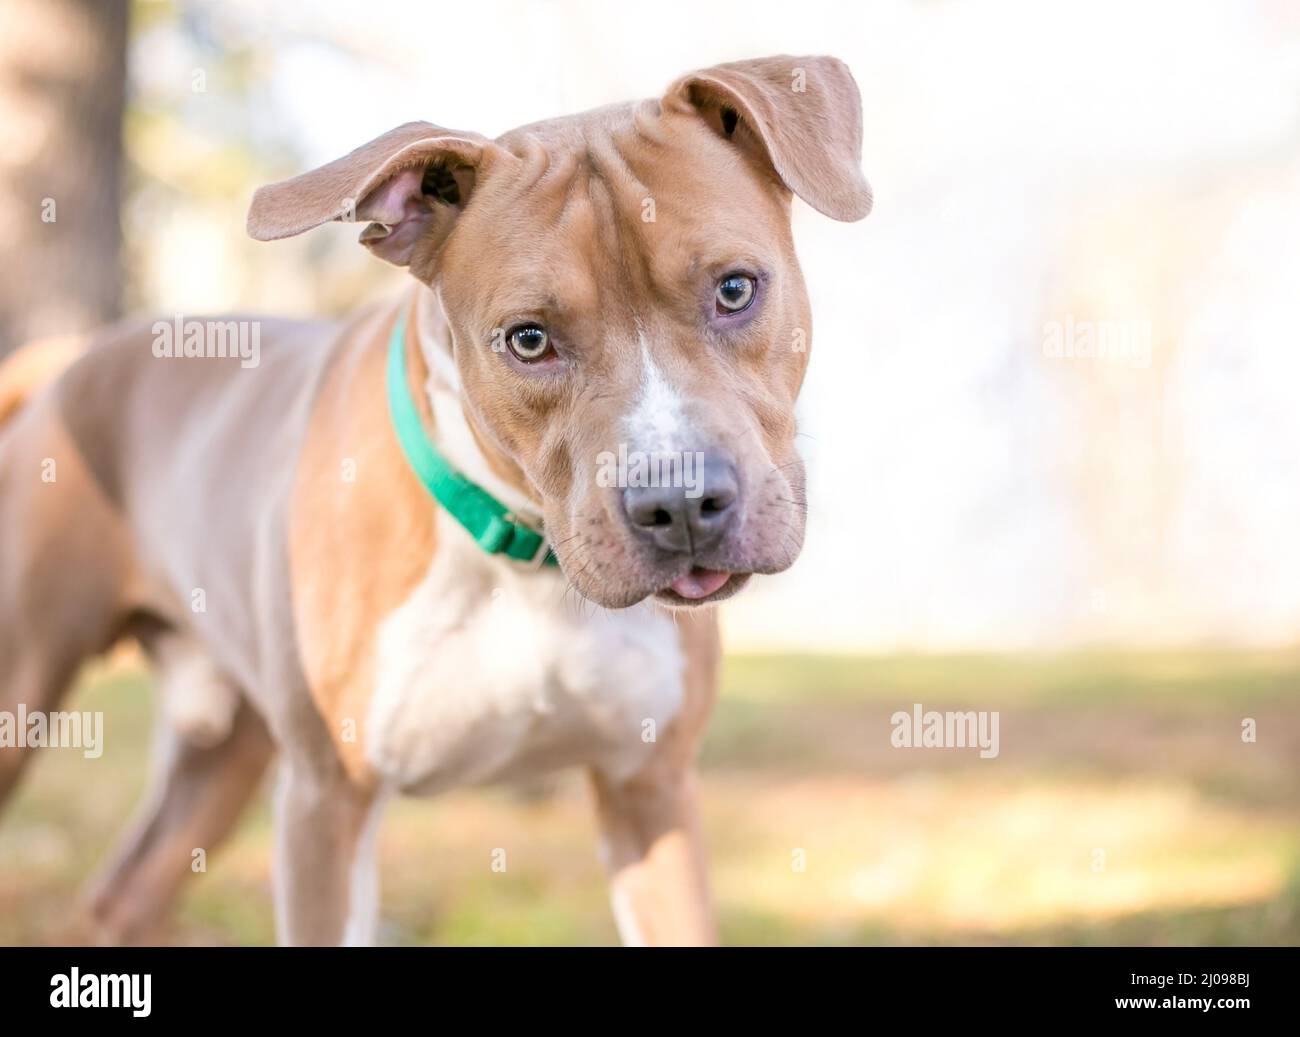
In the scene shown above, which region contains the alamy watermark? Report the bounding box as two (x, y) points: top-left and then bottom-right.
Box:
(152, 315), (261, 369)
(595, 444), (706, 498)
(0, 704), (102, 758)
(1042, 314), (1152, 369)
(890, 703), (999, 759)
(50, 968), (150, 1017)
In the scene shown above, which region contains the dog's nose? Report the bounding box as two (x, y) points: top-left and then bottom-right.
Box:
(622, 458), (739, 554)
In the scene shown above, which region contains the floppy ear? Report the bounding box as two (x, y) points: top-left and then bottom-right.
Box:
(246, 121), (489, 266)
(664, 55), (872, 222)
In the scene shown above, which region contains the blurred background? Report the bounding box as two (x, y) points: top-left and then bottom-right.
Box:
(1, 0), (1297, 945)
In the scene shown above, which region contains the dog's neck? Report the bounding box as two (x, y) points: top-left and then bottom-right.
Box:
(410, 285), (546, 530)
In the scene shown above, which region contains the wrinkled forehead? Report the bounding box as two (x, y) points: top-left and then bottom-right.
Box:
(439, 103), (792, 321)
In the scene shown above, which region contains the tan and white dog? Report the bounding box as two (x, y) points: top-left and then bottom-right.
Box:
(0, 55), (871, 945)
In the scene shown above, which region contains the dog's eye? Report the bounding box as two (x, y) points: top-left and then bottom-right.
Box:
(715, 274), (755, 314)
(507, 324), (551, 361)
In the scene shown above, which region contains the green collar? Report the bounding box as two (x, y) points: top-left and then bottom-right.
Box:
(386, 312), (557, 567)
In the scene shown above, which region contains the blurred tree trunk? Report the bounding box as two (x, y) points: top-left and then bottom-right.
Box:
(0, 0), (127, 357)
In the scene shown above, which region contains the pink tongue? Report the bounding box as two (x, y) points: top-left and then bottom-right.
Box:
(669, 568), (730, 600)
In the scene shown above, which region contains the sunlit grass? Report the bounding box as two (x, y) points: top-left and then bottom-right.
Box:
(1, 650), (1297, 945)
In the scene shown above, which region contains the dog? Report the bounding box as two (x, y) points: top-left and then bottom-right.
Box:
(0, 54), (871, 945)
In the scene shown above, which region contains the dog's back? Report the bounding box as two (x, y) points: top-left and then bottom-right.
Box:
(0, 333), (85, 425)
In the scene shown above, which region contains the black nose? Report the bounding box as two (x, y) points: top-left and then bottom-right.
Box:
(622, 457), (739, 554)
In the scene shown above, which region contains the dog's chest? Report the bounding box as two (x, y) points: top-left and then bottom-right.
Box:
(365, 530), (684, 793)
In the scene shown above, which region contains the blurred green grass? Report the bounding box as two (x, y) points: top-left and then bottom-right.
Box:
(1, 649), (1298, 945)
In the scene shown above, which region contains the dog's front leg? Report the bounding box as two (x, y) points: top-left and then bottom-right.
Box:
(272, 759), (381, 946)
(590, 765), (716, 946)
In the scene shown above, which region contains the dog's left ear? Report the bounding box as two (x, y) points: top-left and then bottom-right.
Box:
(246, 121), (491, 266)
(665, 55), (872, 221)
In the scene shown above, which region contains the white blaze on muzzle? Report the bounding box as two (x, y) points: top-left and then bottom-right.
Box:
(625, 333), (690, 455)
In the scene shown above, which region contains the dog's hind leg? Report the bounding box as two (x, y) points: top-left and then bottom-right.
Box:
(0, 409), (131, 814)
(83, 688), (274, 944)
(0, 653), (85, 810)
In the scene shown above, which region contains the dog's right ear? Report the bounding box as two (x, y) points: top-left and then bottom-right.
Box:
(665, 55), (872, 222)
(246, 122), (490, 266)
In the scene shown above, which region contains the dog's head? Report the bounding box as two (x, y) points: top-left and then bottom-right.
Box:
(249, 55), (871, 609)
